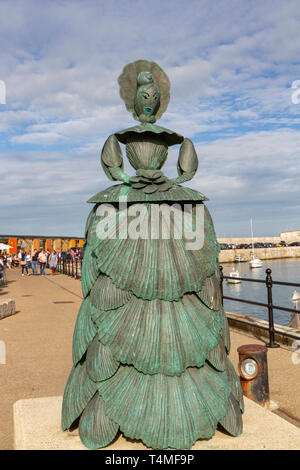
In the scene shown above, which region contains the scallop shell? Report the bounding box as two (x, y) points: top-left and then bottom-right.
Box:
(126, 135), (168, 170)
(85, 206), (97, 239)
(72, 296), (97, 365)
(81, 245), (102, 298)
(197, 271), (222, 311)
(221, 307), (231, 353)
(79, 393), (119, 449)
(86, 336), (119, 382)
(90, 274), (132, 311)
(219, 393), (243, 437)
(206, 336), (226, 371)
(88, 203), (219, 301)
(97, 364), (232, 449)
(225, 358), (244, 413)
(61, 359), (97, 431)
(93, 293), (223, 376)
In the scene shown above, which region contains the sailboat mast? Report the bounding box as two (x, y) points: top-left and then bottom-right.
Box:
(251, 218), (255, 259)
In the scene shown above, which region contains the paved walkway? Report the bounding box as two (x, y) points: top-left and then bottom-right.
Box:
(0, 267), (299, 450)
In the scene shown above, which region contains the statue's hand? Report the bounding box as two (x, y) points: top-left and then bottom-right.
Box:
(130, 169), (172, 193)
(170, 172), (197, 185)
(109, 167), (131, 184)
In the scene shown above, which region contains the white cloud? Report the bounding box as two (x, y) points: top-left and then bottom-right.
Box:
(0, 0), (300, 235)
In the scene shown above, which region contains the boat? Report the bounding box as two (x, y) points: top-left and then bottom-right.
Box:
(249, 219), (262, 269)
(227, 270), (242, 284)
(249, 258), (263, 268)
(234, 256), (247, 263)
(291, 290), (300, 301)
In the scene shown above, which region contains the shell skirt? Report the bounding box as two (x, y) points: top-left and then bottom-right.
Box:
(62, 185), (244, 449)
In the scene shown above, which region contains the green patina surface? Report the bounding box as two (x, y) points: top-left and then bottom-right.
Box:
(61, 59), (244, 450)
(115, 123), (184, 146)
(88, 183), (208, 203)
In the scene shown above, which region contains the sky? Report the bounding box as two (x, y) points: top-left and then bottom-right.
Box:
(0, 0), (300, 238)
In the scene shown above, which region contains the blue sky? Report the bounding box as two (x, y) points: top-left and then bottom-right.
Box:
(0, 0), (300, 238)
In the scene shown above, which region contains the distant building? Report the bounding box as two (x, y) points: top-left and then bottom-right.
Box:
(0, 235), (85, 253)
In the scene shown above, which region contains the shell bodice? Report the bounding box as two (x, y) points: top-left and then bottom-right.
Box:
(125, 134), (168, 171)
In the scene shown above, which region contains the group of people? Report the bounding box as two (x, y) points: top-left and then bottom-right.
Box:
(18, 249), (59, 276)
(0, 247), (83, 283)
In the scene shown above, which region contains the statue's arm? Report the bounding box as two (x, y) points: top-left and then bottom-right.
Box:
(170, 138), (198, 184)
(101, 134), (131, 183)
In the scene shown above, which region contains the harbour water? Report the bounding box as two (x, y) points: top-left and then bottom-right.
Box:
(221, 258), (300, 327)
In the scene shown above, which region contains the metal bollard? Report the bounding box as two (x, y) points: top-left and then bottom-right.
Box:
(237, 344), (270, 406)
(265, 269), (280, 348)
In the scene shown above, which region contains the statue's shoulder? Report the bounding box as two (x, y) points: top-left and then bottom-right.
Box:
(115, 123), (184, 146)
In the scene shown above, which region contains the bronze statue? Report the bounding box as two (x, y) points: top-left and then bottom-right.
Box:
(62, 59), (244, 449)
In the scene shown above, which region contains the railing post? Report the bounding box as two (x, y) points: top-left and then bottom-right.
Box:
(219, 265), (224, 306)
(71, 258), (74, 277)
(265, 268), (280, 348)
(75, 258), (78, 279)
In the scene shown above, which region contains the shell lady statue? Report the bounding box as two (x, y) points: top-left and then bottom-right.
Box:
(61, 59), (244, 449)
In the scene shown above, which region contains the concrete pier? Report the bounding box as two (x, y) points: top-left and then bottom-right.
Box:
(13, 395), (300, 450)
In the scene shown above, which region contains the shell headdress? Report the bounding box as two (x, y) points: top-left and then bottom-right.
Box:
(118, 59), (170, 122)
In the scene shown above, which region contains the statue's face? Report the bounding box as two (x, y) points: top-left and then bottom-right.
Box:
(134, 83), (160, 120)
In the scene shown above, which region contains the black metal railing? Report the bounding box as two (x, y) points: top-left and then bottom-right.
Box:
(56, 258), (82, 279)
(220, 266), (300, 348)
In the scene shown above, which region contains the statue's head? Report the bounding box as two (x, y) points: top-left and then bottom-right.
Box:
(118, 60), (170, 124)
(134, 72), (160, 123)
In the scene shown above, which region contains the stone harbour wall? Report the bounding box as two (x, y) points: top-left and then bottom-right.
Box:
(218, 236), (281, 245)
(219, 246), (300, 263)
(218, 231), (300, 246)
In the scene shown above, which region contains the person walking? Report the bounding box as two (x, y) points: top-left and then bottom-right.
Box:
(20, 251), (29, 276)
(0, 256), (7, 285)
(25, 253), (31, 275)
(6, 253), (12, 270)
(31, 249), (39, 275)
(56, 250), (61, 272)
(38, 250), (47, 276)
(49, 250), (58, 275)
